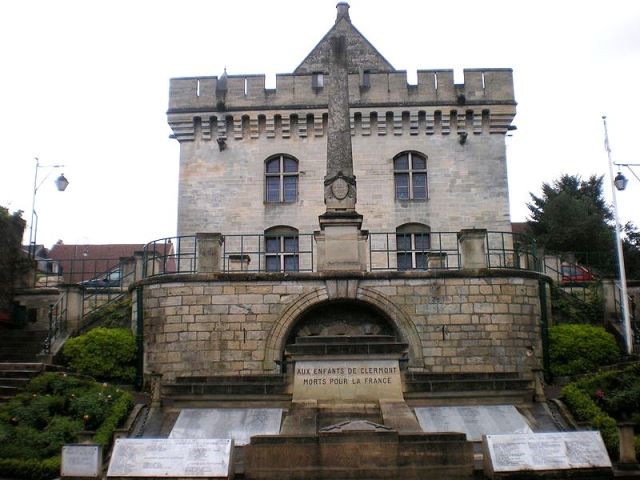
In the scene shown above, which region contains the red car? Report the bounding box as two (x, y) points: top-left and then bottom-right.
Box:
(561, 264), (595, 283)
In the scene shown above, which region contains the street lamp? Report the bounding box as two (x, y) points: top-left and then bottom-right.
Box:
(28, 157), (69, 259)
(602, 116), (633, 354)
(612, 163), (640, 192)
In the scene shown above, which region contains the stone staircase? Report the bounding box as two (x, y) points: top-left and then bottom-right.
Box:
(403, 371), (534, 403)
(0, 363), (61, 401)
(0, 329), (49, 362)
(162, 374), (291, 405)
(0, 328), (63, 401)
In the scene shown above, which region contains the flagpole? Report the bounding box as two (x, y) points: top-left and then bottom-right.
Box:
(602, 115), (633, 354)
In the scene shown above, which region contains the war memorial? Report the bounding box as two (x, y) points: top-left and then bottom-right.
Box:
(62, 4), (622, 479)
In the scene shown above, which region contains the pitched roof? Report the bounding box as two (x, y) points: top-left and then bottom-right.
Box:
(48, 243), (174, 283)
(294, 3), (394, 74)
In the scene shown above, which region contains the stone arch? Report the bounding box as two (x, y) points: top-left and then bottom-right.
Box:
(263, 283), (424, 370)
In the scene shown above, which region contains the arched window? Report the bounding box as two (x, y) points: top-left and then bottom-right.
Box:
(396, 223), (431, 270)
(265, 155), (298, 203)
(393, 152), (427, 200)
(265, 226), (299, 272)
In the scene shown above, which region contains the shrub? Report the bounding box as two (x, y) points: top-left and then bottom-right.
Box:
(0, 371), (133, 477)
(561, 383), (619, 457)
(549, 324), (620, 376)
(63, 327), (136, 382)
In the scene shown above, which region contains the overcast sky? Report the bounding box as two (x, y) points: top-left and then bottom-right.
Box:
(1, 0), (639, 249)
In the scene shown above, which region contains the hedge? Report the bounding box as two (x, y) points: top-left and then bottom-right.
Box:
(549, 324), (620, 377)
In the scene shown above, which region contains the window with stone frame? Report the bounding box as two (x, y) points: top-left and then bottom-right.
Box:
(393, 151), (428, 200)
(265, 155), (299, 203)
(265, 226), (299, 272)
(396, 223), (431, 270)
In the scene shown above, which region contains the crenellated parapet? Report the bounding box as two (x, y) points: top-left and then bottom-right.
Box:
(167, 69), (515, 142)
(168, 105), (515, 142)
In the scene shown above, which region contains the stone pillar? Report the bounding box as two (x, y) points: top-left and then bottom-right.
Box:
(133, 251), (146, 281)
(618, 422), (639, 468)
(119, 256), (136, 288)
(315, 220), (368, 272)
(63, 285), (84, 334)
(458, 229), (488, 270)
(601, 278), (618, 324)
(196, 233), (224, 273)
(428, 252), (447, 270)
(315, 33), (368, 272)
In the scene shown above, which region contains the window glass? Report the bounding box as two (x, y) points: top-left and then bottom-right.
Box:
(414, 233), (430, 251)
(266, 177), (280, 202)
(394, 155), (409, 170)
(283, 158), (298, 172)
(395, 174), (409, 200)
(412, 173), (427, 199)
(397, 253), (412, 271)
(266, 256), (280, 272)
(265, 155), (298, 203)
(397, 234), (411, 251)
(283, 176), (297, 202)
(284, 236), (298, 253)
(415, 253), (427, 270)
(284, 255), (299, 272)
(266, 158), (280, 173)
(266, 237), (280, 253)
(412, 155), (426, 170)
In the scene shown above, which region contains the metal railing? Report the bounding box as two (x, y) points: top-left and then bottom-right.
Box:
(43, 295), (67, 354)
(222, 234), (315, 273)
(368, 231), (461, 271)
(143, 236), (193, 277)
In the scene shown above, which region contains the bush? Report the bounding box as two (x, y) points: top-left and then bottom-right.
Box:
(63, 327), (136, 382)
(549, 324), (620, 376)
(0, 371), (133, 476)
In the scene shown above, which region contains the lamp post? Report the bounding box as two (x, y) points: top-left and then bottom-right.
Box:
(28, 157), (69, 259)
(602, 116), (633, 354)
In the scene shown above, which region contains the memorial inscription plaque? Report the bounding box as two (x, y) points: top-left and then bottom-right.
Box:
(414, 405), (532, 441)
(169, 408), (283, 446)
(292, 360), (403, 401)
(61, 444), (102, 478)
(483, 431), (612, 477)
(106, 438), (233, 479)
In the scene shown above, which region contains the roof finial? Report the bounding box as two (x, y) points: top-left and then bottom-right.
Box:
(336, 2), (350, 23)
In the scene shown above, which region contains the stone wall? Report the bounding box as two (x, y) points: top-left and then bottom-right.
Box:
(140, 272), (543, 382)
(175, 125), (512, 239)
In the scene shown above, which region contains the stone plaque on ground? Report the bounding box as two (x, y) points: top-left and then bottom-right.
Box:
(483, 431), (612, 477)
(292, 360), (403, 401)
(414, 405), (532, 441)
(169, 408), (283, 446)
(61, 444), (102, 478)
(106, 438), (233, 478)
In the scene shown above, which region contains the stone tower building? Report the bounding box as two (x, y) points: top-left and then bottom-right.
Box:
(168, 3), (516, 243)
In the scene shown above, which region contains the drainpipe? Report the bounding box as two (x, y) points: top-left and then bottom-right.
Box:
(538, 278), (551, 383)
(135, 286), (144, 390)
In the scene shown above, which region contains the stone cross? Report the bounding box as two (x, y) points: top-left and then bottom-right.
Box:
(324, 34), (357, 211)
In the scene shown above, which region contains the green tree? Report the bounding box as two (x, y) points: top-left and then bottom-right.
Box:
(623, 222), (640, 280)
(527, 175), (615, 272)
(0, 207), (31, 319)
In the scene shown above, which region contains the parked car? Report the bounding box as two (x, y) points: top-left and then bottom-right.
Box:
(561, 264), (595, 283)
(81, 267), (122, 288)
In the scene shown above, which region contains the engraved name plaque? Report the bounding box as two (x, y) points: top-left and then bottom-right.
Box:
(61, 444), (102, 478)
(106, 438), (233, 479)
(292, 360), (403, 401)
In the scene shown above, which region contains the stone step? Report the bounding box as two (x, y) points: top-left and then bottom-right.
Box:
(174, 374), (286, 385)
(0, 377), (33, 387)
(0, 362), (46, 372)
(285, 342), (408, 355)
(405, 371), (521, 381)
(163, 382), (289, 396)
(404, 378), (532, 394)
(294, 335), (397, 344)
